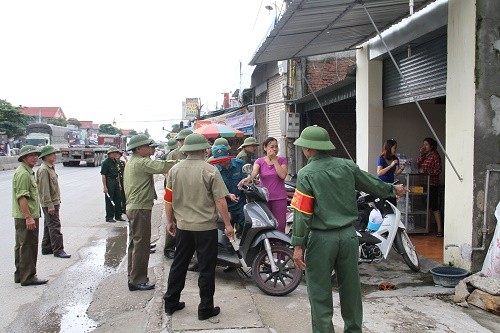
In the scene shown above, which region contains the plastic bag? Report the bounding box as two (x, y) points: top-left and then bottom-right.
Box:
(481, 202), (500, 278)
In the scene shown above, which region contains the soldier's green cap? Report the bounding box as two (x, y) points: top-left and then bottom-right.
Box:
(18, 145), (40, 162)
(176, 129), (193, 141)
(293, 125), (335, 151)
(107, 146), (121, 154)
(166, 138), (178, 151)
(179, 133), (211, 152)
(149, 139), (159, 148)
(238, 137), (259, 150)
(39, 145), (59, 159)
(214, 137), (230, 149)
(127, 134), (151, 151)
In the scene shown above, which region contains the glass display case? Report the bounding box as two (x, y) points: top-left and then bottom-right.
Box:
(397, 173), (430, 234)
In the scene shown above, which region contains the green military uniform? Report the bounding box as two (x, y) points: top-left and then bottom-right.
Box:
(235, 150), (251, 164)
(118, 158), (126, 213)
(12, 146), (41, 285)
(292, 126), (395, 333)
(100, 149), (122, 221)
(124, 135), (176, 286)
(163, 134), (230, 318)
(37, 145), (67, 256)
(236, 137), (259, 164)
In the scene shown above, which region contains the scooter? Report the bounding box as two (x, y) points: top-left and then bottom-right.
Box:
(216, 181), (302, 296)
(285, 181), (420, 272)
(354, 192), (420, 272)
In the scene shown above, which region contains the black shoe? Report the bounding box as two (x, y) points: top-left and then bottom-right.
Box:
(14, 277), (20, 284)
(54, 251), (71, 258)
(41, 249), (53, 255)
(21, 278), (49, 286)
(164, 249), (175, 259)
(198, 306), (220, 320)
(106, 218), (116, 223)
(165, 301), (185, 315)
(187, 262), (199, 272)
(128, 282), (155, 291)
(150, 249), (156, 254)
(150, 243), (157, 249)
(115, 217), (126, 221)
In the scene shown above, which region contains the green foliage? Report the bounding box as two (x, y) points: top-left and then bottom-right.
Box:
(47, 118), (68, 127)
(99, 123), (122, 135)
(129, 129), (138, 135)
(68, 119), (81, 128)
(144, 128), (150, 136)
(0, 99), (30, 137)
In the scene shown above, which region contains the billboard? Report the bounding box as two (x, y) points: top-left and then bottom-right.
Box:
(182, 98), (200, 120)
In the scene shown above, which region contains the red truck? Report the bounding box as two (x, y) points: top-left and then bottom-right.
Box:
(60, 135), (127, 167)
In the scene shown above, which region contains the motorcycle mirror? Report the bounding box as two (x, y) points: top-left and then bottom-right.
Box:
(242, 164), (253, 175)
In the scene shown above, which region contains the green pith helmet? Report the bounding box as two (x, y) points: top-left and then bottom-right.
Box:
(149, 139), (159, 148)
(127, 134), (151, 151)
(176, 129), (193, 141)
(166, 138), (178, 151)
(107, 146), (121, 155)
(293, 125), (336, 151)
(39, 145), (59, 159)
(238, 137), (259, 150)
(18, 145), (41, 162)
(179, 133), (211, 152)
(214, 137), (230, 149)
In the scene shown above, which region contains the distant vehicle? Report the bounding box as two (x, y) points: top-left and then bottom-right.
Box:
(60, 134), (128, 167)
(25, 123), (69, 149)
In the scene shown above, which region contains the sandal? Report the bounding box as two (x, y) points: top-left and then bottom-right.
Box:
(436, 232), (443, 237)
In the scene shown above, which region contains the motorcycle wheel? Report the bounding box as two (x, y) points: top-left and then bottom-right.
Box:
(252, 245), (302, 296)
(394, 229), (420, 272)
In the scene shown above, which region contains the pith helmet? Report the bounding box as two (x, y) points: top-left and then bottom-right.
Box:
(166, 138), (178, 151)
(179, 133), (211, 152)
(39, 145), (59, 159)
(149, 139), (159, 148)
(107, 146), (121, 155)
(176, 129), (193, 141)
(214, 137), (230, 149)
(209, 144), (234, 165)
(127, 134), (151, 151)
(238, 137), (259, 150)
(293, 125), (335, 151)
(18, 145), (40, 162)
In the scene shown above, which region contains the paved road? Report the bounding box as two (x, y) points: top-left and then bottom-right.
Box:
(0, 163), (128, 332)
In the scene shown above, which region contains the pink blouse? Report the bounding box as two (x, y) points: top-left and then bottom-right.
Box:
(255, 156), (288, 201)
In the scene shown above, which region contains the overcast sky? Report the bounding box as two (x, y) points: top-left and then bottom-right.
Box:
(0, 0), (284, 139)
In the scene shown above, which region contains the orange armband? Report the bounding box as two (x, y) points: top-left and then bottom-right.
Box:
(164, 187), (173, 203)
(291, 190), (314, 215)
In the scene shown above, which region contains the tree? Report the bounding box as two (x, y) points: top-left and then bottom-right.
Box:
(129, 129), (138, 135)
(0, 99), (30, 137)
(68, 119), (81, 128)
(99, 123), (121, 135)
(144, 128), (150, 137)
(47, 118), (68, 127)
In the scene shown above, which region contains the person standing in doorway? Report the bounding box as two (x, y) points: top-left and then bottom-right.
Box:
(415, 137), (443, 237)
(163, 133), (234, 319)
(238, 137), (288, 233)
(236, 137), (259, 164)
(12, 145), (48, 286)
(124, 134), (177, 291)
(376, 139), (407, 206)
(101, 146), (124, 222)
(291, 126), (407, 333)
(37, 145), (71, 258)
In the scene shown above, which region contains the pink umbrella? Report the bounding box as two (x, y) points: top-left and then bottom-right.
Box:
(194, 123), (244, 139)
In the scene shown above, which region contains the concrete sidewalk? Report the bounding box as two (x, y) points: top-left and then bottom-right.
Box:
(87, 199), (500, 333)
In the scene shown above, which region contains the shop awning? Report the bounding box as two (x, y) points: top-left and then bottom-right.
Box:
(249, 0), (431, 65)
(294, 76), (356, 112)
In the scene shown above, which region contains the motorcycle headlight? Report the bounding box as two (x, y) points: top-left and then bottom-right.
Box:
(251, 217), (268, 227)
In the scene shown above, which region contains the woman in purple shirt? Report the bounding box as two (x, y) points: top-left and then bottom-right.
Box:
(239, 137), (288, 233)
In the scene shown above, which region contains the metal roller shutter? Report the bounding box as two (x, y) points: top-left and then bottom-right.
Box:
(383, 34), (447, 107)
(267, 75), (285, 138)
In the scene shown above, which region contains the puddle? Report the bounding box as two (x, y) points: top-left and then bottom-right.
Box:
(7, 226), (128, 333)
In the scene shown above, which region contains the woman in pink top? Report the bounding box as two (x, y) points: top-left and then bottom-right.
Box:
(239, 137), (288, 233)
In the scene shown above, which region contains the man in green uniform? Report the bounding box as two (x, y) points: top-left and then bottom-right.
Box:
(291, 126), (407, 333)
(163, 134), (234, 320)
(12, 145), (48, 286)
(101, 146), (124, 222)
(37, 145), (71, 258)
(124, 134), (177, 291)
(117, 151), (127, 214)
(236, 137), (259, 164)
(163, 129), (191, 259)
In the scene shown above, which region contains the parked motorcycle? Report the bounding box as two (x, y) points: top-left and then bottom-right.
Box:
(216, 174), (302, 296)
(284, 180), (420, 272)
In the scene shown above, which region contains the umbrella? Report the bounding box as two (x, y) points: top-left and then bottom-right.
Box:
(194, 123), (244, 139)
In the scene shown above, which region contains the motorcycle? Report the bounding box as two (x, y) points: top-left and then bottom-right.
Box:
(216, 172), (302, 296)
(284, 180), (420, 272)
